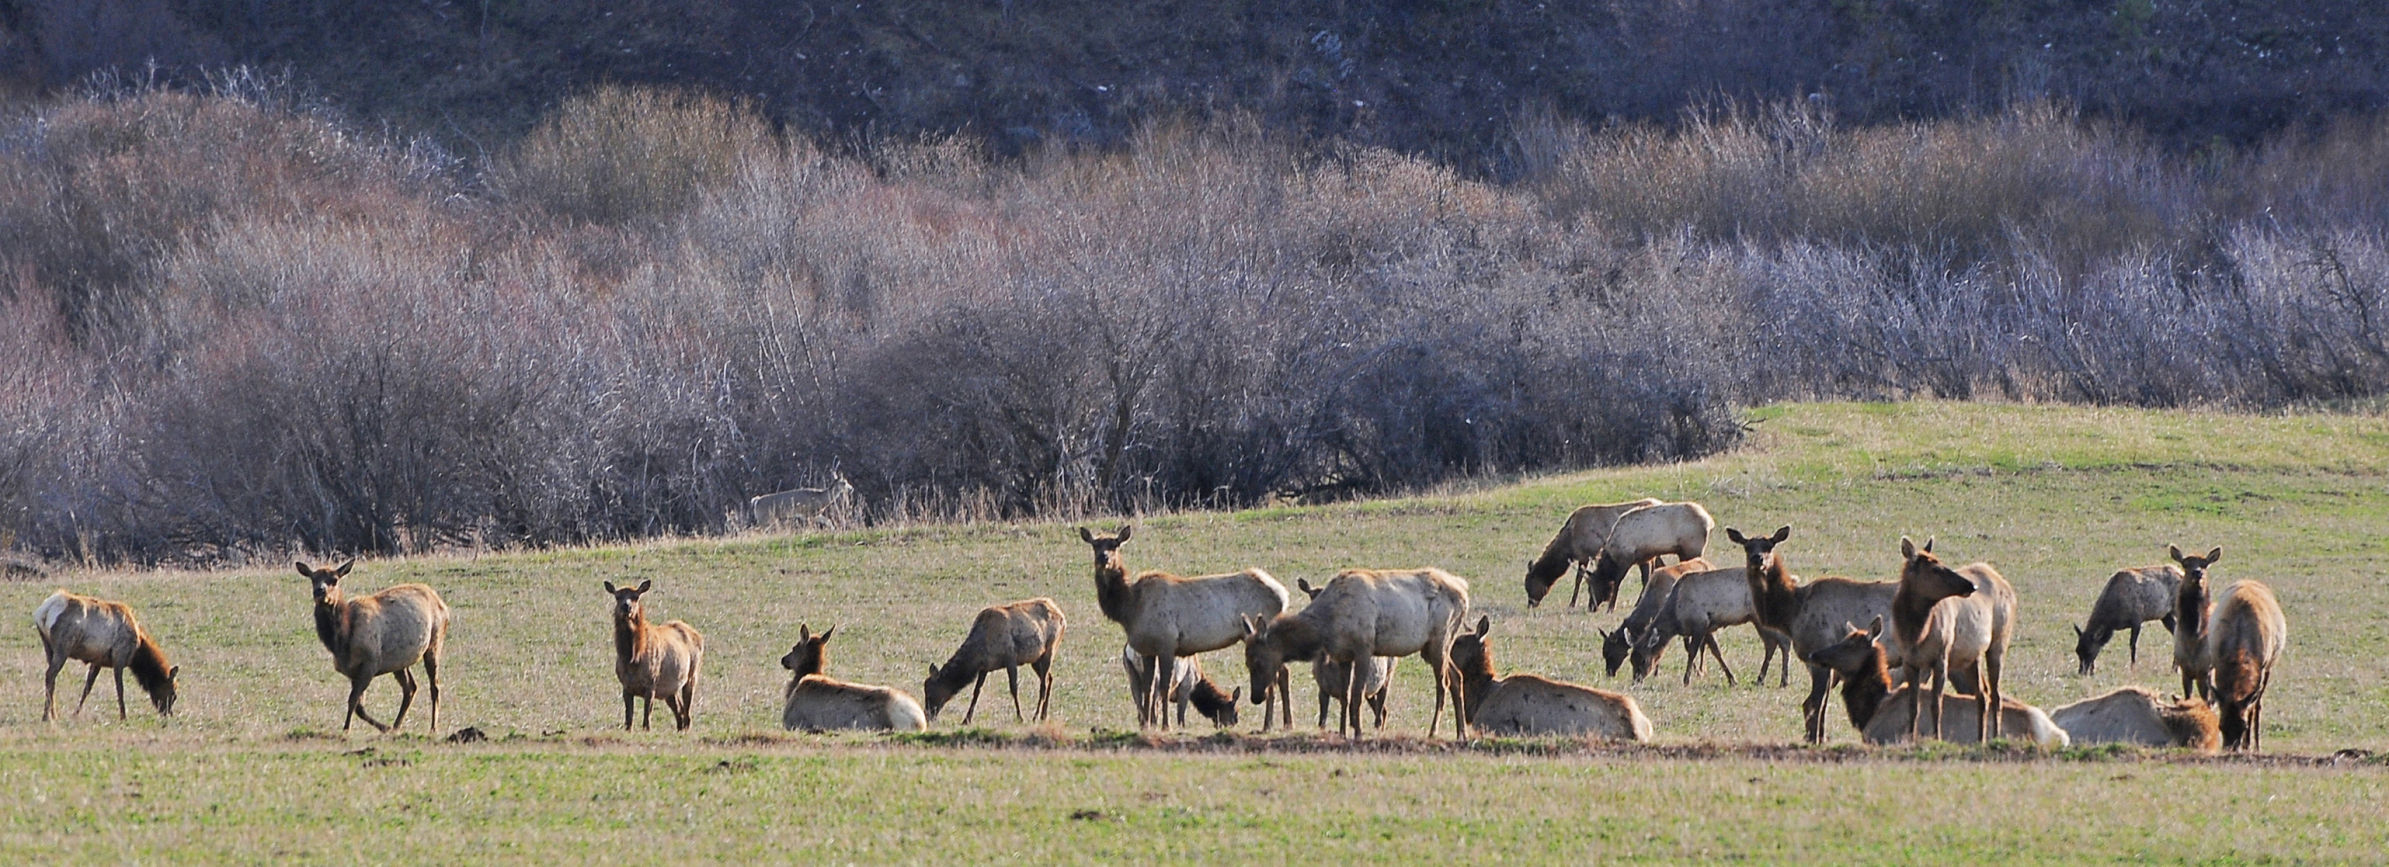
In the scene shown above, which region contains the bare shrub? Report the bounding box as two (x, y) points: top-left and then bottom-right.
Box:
(493, 86), (772, 228)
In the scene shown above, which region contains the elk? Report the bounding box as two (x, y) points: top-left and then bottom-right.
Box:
(1452, 616), (1652, 740)
(1597, 557), (1709, 677)
(1298, 577), (1395, 730)
(2169, 545), (2221, 701)
(1078, 525), (1288, 730)
(1581, 502), (1715, 614)
(1727, 525), (1899, 743)
(1807, 617), (2068, 749)
(1243, 568), (1471, 738)
(1522, 498), (1662, 608)
(748, 472), (854, 528)
(2073, 564), (2182, 674)
(1625, 565), (1792, 687)
(2048, 687), (2220, 753)
(1887, 537), (2015, 742)
(1119, 646), (1240, 728)
(2206, 579), (2287, 750)
(300, 560), (449, 733)
(922, 598), (1065, 724)
(780, 624), (927, 732)
(606, 580), (705, 731)
(33, 590), (179, 721)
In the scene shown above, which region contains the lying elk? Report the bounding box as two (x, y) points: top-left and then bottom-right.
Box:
(781, 624), (927, 732)
(2073, 563), (2181, 674)
(607, 580), (705, 731)
(2048, 687), (2219, 753)
(1808, 617), (2068, 749)
(749, 472), (854, 528)
(301, 560), (449, 733)
(924, 598), (1065, 724)
(1453, 616), (1651, 740)
(1080, 526), (1287, 730)
(34, 589), (179, 720)
(1522, 498), (1662, 609)
(1119, 646), (1240, 728)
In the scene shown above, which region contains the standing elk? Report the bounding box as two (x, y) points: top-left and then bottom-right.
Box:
(1119, 646), (1240, 728)
(1452, 616), (1651, 740)
(1807, 617), (2068, 749)
(1581, 502), (1715, 614)
(2169, 545), (2221, 701)
(1078, 525), (1288, 730)
(1729, 525), (1899, 743)
(2206, 579), (2287, 750)
(2048, 687), (2219, 753)
(2073, 564), (2182, 674)
(780, 624), (927, 732)
(33, 590), (179, 720)
(923, 598), (1065, 724)
(1298, 577), (1395, 730)
(1626, 565), (1792, 687)
(1887, 537), (2015, 742)
(606, 580), (705, 731)
(1242, 568), (1471, 738)
(748, 472), (854, 528)
(1522, 498), (1662, 609)
(301, 560), (449, 733)
(1598, 557), (1709, 677)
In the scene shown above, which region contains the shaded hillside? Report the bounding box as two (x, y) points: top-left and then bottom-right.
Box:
(3, 0), (2383, 166)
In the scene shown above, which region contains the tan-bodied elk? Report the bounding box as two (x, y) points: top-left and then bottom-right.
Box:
(2205, 577), (2287, 750)
(1243, 568), (1471, 738)
(2168, 545), (2222, 701)
(1522, 498), (1661, 609)
(781, 624), (927, 732)
(1807, 617), (2068, 749)
(1597, 557), (1708, 677)
(2072, 563), (2182, 674)
(606, 579), (705, 731)
(748, 471), (853, 528)
(33, 589), (179, 721)
(301, 560), (449, 733)
(1297, 577), (1396, 730)
(1079, 526), (1287, 730)
(1626, 563), (1792, 686)
(1887, 537), (2015, 742)
(923, 598), (1065, 724)
(1728, 526), (1898, 742)
(1452, 616), (1651, 740)
(2048, 687), (2219, 753)
(1580, 501), (1715, 613)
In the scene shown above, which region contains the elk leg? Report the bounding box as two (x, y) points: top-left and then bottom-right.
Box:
(1315, 671), (1331, 729)
(113, 665), (129, 720)
(1927, 663), (1950, 740)
(2127, 624), (2142, 668)
(349, 676), (390, 732)
(1033, 657), (1053, 722)
(1706, 633), (1738, 687)
(1004, 663), (1024, 723)
(1141, 656), (1162, 729)
(1369, 675), (1389, 729)
(41, 651), (66, 722)
(679, 677), (697, 730)
(623, 692), (636, 731)
(642, 693), (655, 731)
(76, 663), (103, 717)
(390, 670), (418, 732)
(1277, 668), (1292, 728)
(1346, 659), (1366, 738)
(1984, 649), (2005, 742)
(1567, 563), (1586, 608)
(1801, 663), (1834, 743)
(963, 672), (987, 724)
(422, 653), (442, 733)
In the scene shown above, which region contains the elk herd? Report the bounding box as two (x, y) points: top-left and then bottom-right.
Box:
(24, 499), (2292, 754)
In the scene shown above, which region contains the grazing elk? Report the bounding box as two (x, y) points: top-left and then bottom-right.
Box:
(1807, 618), (2067, 749)
(2169, 545), (2221, 701)
(33, 590), (179, 721)
(2073, 564), (2182, 674)
(1078, 525), (1287, 730)
(1522, 498), (1662, 609)
(1452, 616), (1651, 740)
(923, 598), (1065, 724)
(606, 580), (705, 731)
(780, 624), (928, 732)
(2206, 579), (2287, 751)
(1887, 537), (2015, 742)
(1626, 565), (1792, 687)
(748, 472), (854, 528)
(1598, 557), (1709, 677)
(1728, 526), (1899, 743)
(1119, 646), (1240, 728)
(2048, 687), (2219, 753)
(301, 560), (449, 733)
(1243, 568), (1471, 738)
(1581, 502), (1715, 613)
(1298, 578), (1395, 730)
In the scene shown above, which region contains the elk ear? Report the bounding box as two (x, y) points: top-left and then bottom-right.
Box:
(334, 560), (353, 576)
(168, 665), (180, 680)
(295, 561), (313, 577)
(1596, 627), (1609, 641)
(1770, 526), (1791, 543)
(1231, 687), (1243, 703)
(1116, 524), (1132, 542)
(603, 581), (617, 593)
(1474, 614), (1491, 636)
(1240, 614), (1260, 639)
(926, 664), (939, 679)
(636, 579), (653, 593)
(2168, 544), (2186, 564)
(1077, 527), (1095, 543)
(1725, 527), (1748, 544)
(799, 623), (812, 641)
(819, 625), (836, 644)
(1899, 537), (1917, 559)
(1865, 615), (1885, 639)
(2204, 547), (2222, 564)
(2073, 624), (2085, 638)
(1922, 537), (1934, 553)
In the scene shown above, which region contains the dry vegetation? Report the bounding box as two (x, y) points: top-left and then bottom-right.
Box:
(2, 82), (2388, 565)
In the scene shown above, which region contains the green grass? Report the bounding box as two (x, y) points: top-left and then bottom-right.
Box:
(7, 400), (2389, 861)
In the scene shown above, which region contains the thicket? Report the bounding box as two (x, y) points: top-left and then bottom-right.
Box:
(3, 83), (2385, 564)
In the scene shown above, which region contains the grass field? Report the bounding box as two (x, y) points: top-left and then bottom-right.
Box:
(5, 401), (2388, 861)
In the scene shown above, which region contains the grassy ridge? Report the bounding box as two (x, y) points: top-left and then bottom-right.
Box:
(4, 401), (2387, 860)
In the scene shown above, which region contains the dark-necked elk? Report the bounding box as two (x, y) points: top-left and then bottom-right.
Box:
(2169, 545), (2222, 701)
(1452, 616), (1651, 740)
(2048, 687), (2219, 753)
(2073, 564), (2182, 674)
(2205, 579), (2287, 750)
(301, 560), (449, 733)
(1807, 617), (2067, 748)
(780, 624), (927, 732)
(1079, 526), (1287, 730)
(1297, 578), (1395, 730)
(1598, 557), (1709, 677)
(1580, 502), (1714, 614)
(33, 590), (179, 721)
(606, 580), (705, 731)
(1728, 526), (1898, 742)
(1522, 498), (1661, 609)
(1887, 537), (2015, 742)
(923, 598), (1065, 724)
(1625, 565), (1792, 687)
(1243, 568), (1471, 738)
(1119, 646), (1240, 728)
